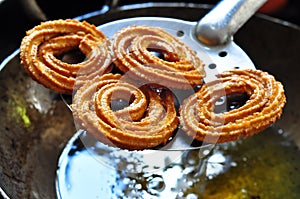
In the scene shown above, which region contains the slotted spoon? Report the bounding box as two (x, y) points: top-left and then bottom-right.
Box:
(66, 0), (267, 151)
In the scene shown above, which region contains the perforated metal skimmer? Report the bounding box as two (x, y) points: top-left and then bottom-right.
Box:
(98, 0), (266, 84)
(86, 0), (267, 150)
(56, 1), (269, 197)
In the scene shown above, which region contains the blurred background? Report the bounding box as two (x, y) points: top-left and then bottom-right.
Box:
(0, 0), (299, 64)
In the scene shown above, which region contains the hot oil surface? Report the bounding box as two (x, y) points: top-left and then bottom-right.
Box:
(56, 127), (300, 199)
(198, 127), (300, 199)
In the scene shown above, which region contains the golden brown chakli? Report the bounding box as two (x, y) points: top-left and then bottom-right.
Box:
(71, 73), (179, 150)
(179, 69), (286, 144)
(20, 19), (112, 94)
(112, 25), (205, 89)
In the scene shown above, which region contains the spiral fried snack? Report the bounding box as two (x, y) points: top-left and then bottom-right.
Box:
(179, 69), (286, 143)
(71, 73), (179, 150)
(20, 19), (112, 94)
(112, 25), (205, 89)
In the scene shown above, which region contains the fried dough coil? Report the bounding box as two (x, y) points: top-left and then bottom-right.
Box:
(112, 25), (205, 89)
(71, 73), (179, 150)
(179, 69), (286, 143)
(20, 19), (112, 94)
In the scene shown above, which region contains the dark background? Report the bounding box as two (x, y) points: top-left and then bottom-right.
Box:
(0, 0), (299, 64)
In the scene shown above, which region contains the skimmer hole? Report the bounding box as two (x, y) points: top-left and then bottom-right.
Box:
(177, 30), (184, 37)
(218, 51), (227, 57)
(150, 51), (165, 59)
(208, 63), (217, 69)
(214, 93), (249, 113)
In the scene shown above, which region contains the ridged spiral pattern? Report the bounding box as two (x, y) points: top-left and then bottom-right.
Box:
(20, 19), (287, 149)
(179, 69), (286, 143)
(20, 19), (112, 94)
(112, 25), (205, 89)
(71, 73), (179, 150)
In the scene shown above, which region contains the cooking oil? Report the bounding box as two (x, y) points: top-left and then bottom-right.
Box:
(56, 126), (300, 199)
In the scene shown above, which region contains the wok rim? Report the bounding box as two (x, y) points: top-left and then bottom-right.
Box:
(1, 2), (299, 71)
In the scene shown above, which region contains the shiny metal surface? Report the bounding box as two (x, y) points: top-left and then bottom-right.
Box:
(59, 13), (257, 151)
(64, 16), (256, 151)
(54, 10), (300, 198)
(0, 186), (10, 199)
(98, 16), (255, 83)
(195, 0), (267, 46)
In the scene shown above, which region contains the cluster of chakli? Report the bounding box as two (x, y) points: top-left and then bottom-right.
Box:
(71, 25), (206, 149)
(20, 19), (113, 95)
(179, 69), (286, 144)
(20, 20), (205, 150)
(19, 19), (286, 150)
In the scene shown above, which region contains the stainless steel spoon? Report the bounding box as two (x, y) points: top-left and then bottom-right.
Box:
(65, 0), (267, 151)
(56, 2), (268, 196)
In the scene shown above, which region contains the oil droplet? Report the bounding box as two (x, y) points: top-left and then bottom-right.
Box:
(278, 128), (284, 134)
(230, 161), (237, 167)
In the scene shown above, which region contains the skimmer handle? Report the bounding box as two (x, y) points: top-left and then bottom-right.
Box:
(195, 0), (267, 46)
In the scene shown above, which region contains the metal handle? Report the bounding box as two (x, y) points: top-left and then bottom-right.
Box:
(0, 187), (10, 199)
(195, 0), (267, 46)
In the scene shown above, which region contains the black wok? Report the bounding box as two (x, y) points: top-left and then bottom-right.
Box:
(0, 3), (299, 199)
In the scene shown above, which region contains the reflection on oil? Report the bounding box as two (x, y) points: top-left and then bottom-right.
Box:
(56, 126), (300, 199)
(26, 81), (57, 114)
